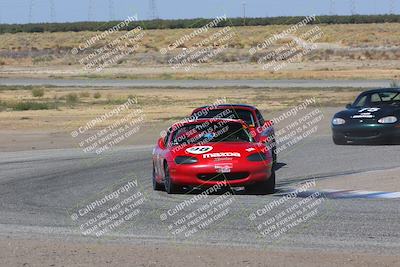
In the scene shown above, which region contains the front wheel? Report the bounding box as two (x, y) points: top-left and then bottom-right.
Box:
(152, 163), (163, 191)
(272, 147), (277, 169)
(164, 163), (182, 194)
(246, 170), (276, 195)
(333, 136), (346, 145)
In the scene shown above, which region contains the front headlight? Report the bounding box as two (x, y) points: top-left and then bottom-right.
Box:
(247, 153), (267, 162)
(332, 118), (346, 125)
(378, 116), (398, 124)
(174, 156), (198, 165)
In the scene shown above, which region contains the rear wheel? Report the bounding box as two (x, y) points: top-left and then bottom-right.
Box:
(164, 163), (182, 194)
(152, 163), (163, 191)
(333, 136), (346, 145)
(246, 170), (276, 195)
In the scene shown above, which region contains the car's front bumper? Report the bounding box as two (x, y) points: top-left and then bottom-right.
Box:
(169, 161), (273, 187)
(332, 123), (400, 144)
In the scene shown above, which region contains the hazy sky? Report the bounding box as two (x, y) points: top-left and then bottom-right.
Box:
(0, 0), (397, 24)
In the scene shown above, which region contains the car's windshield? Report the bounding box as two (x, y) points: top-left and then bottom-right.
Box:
(353, 91), (400, 107)
(194, 108), (256, 126)
(169, 121), (254, 146)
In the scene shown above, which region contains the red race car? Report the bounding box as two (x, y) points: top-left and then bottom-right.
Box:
(152, 118), (275, 194)
(191, 104), (276, 165)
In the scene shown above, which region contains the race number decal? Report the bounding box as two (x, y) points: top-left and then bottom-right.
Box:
(358, 107), (380, 113)
(352, 107), (381, 119)
(186, 146), (213, 154)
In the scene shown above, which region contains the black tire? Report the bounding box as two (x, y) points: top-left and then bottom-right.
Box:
(246, 170), (276, 195)
(265, 137), (277, 169)
(272, 147), (277, 169)
(152, 163), (163, 191)
(333, 136), (346, 145)
(164, 163), (182, 194)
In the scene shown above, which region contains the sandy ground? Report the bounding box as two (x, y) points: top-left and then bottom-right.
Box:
(1, 60), (400, 80)
(316, 167), (400, 192)
(1, 237), (399, 267)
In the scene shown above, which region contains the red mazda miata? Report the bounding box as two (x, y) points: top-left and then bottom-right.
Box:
(152, 118), (275, 194)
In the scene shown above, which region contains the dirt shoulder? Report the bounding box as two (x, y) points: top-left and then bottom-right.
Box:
(1, 237), (399, 267)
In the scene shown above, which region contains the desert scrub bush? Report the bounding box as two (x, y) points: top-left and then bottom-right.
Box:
(13, 102), (51, 111)
(32, 55), (54, 64)
(31, 88), (45, 97)
(79, 91), (90, 97)
(66, 93), (79, 106)
(93, 92), (101, 99)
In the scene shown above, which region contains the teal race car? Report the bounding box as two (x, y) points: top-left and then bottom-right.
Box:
(332, 88), (400, 145)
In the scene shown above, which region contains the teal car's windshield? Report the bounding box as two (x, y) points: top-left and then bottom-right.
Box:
(353, 91), (400, 107)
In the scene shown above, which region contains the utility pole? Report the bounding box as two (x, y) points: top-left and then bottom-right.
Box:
(49, 0), (55, 22)
(390, 0), (396, 14)
(242, 1), (246, 26)
(108, 0), (115, 21)
(28, 0), (34, 23)
(350, 0), (356, 15)
(329, 0), (336, 15)
(149, 0), (159, 20)
(88, 0), (94, 21)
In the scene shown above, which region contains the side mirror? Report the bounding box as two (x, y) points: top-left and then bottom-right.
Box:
(346, 104), (352, 109)
(158, 138), (166, 149)
(264, 120), (274, 127)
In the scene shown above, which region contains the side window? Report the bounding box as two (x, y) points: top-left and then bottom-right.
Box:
(354, 95), (367, 107)
(164, 128), (171, 147)
(370, 93), (381, 103)
(255, 109), (265, 126)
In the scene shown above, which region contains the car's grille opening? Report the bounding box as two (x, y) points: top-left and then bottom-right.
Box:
(197, 172), (249, 181)
(345, 131), (380, 138)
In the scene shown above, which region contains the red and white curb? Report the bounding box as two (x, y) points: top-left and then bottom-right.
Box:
(276, 189), (400, 199)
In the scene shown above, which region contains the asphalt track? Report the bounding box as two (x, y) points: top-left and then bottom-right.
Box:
(1, 134), (399, 254)
(0, 78), (395, 88)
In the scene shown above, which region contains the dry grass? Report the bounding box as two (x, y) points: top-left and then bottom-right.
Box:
(1, 23), (399, 52)
(0, 86), (360, 131)
(0, 23), (399, 80)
